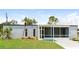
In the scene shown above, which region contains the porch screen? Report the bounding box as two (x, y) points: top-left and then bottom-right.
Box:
(45, 27), (52, 37)
(54, 27), (69, 37)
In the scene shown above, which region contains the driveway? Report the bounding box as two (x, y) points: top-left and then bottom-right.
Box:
(55, 38), (79, 49)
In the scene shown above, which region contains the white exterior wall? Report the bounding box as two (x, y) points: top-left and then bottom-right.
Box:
(3, 25), (38, 38)
(3, 25), (78, 40)
(69, 25), (78, 39)
(3, 26), (24, 38)
(25, 26), (38, 37)
(11, 29), (24, 38)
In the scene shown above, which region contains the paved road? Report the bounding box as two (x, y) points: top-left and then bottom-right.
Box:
(55, 38), (79, 49)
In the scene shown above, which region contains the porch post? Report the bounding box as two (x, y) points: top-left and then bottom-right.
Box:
(42, 26), (45, 39)
(41, 26), (42, 39)
(38, 25), (40, 40)
(53, 26), (54, 41)
(51, 26), (52, 38)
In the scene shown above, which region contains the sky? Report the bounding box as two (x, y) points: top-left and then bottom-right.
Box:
(0, 9), (79, 27)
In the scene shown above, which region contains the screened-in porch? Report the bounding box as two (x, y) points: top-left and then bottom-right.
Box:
(39, 26), (69, 39)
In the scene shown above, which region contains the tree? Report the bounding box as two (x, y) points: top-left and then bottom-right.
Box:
(22, 17), (37, 26)
(22, 17), (32, 26)
(32, 19), (37, 25)
(3, 27), (12, 39)
(1, 20), (17, 25)
(48, 16), (58, 25)
(10, 20), (17, 25)
(0, 24), (3, 37)
(27, 19), (33, 25)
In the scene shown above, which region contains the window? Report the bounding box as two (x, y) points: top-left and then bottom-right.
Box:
(33, 29), (36, 37)
(25, 29), (27, 36)
(54, 27), (60, 37)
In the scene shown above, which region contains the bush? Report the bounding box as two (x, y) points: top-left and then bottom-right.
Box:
(3, 27), (12, 39)
(31, 36), (38, 40)
(72, 38), (79, 41)
(0, 37), (3, 40)
(22, 36), (28, 39)
(22, 36), (38, 40)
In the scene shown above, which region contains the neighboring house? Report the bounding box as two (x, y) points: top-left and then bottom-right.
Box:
(3, 24), (78, 40)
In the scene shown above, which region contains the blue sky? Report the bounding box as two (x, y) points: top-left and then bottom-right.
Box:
(0, 9), (79, 26)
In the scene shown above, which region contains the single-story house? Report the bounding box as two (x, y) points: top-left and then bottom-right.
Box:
(3, 24), (78, 40)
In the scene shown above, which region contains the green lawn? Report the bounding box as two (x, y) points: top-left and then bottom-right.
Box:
(0, 39), (63, 49)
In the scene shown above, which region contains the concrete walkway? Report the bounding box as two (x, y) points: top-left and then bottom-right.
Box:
(55, 38), (79, 49)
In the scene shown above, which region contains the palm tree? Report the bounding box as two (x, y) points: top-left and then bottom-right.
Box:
(22, 17), (33, 26)
(48, 16), (58, 25)
(27, 18), (33, 25)
(32, 19), (37, 25)
(22, 17), (38, 25)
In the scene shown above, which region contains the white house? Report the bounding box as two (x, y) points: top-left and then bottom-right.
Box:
(3, 24), (78, 40)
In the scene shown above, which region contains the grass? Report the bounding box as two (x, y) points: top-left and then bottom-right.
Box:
(0, 39), (63, 49)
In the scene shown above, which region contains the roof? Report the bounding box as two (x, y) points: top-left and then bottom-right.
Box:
(1, 24), (78, 27)
(39, 24), (78, 27)
(2, 24), (38, 26)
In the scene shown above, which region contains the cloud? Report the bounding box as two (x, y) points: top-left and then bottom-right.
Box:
(58, 12), (79, 27)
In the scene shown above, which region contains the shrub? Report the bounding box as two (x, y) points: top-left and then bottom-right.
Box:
(22, 36), (38, 40)
(72, 38), (79, 41)
(3, 27), (12, 39)
(31, 36), (38, 40)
